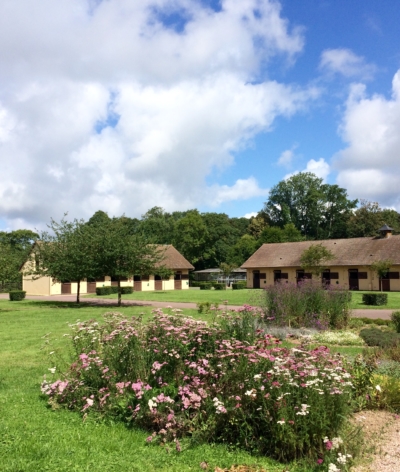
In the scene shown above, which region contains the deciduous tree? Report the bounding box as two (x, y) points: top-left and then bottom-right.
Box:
(300, 244), (334, 276)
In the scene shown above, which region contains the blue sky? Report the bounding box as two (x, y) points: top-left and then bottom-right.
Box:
(0, 0), (400, 230)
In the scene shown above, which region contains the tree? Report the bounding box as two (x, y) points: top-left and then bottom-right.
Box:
(347, 200), (400, 237)
(370, 259), (393, 292)
(31, 217), (98, 303)
(258, 224), (303, 245)
(228, 235), (258, 267)
(0, 243), (20, 283)
(262, 172), (357, 239)
(93, 217), (166, 306)
(0, 229), (38, 283)
(300, 244), (334, 276)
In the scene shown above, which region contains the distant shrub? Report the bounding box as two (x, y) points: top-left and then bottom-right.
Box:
(199, 282), (213, 290)
(213, 283), (226, 290)
(232, 282), (247, 290)
(120, 287), (133, 294)
(359, 328), (400, 348)
(9, 290), (26, 301)
(96, 286), (113, 296)
(391, 311), (400, 333)
(362, 293), (388, 306)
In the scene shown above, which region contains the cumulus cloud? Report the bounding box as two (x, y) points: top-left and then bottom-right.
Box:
(284, 158), (330, 182)
(335, 70), (400, 209)
(0, 0), (314, 228)
(319, 48), (376, 80)
(277, 148), (295, 168)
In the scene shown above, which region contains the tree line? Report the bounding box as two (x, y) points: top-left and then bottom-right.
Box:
(1, 172), (400, 287)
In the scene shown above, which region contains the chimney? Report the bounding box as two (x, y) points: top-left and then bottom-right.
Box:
(378, 224), (393, 238)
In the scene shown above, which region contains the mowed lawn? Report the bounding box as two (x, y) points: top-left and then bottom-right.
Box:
(88, 287), (400, 310)
(0, 299), (286, 472)
(85, 288), (264, 306)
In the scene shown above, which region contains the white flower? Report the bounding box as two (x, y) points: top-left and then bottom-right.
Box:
(253, 374), (261, 380)
(277, 420), (285, 425)
(86, 398), (94, 407)
(375, 385), (382, 392)
(148, 399), (157, 410)
(48, 367), (56, 374)
(331, 437), (343, 449)
(328, 464), (340, 472)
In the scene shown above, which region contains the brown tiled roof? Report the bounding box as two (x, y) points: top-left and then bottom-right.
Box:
(241, 236), (400, 269)
(156, 245), (194, 270)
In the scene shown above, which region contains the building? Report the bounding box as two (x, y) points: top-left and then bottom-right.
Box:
(192, 268), (247, 284)
(21, 244), (194, 296)
(241, 226), (400, 291)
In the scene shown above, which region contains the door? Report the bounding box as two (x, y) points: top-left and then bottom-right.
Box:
(61, 282), (71, 294)
(274, 270), (281, 283)
(253, 271), (260, 289)
(134, 275), (142, 291)
(87, 280), (96, 293)
(322, 270), (331, 287)
(381, 277), (390, 291)
(174, 272), (182, 290)
(155, 275), (162, 290)
(348, 270), (359, 290)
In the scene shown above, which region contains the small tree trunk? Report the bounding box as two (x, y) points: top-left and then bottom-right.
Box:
(77, 280), (81, 304)
(118, 279), (122, 306)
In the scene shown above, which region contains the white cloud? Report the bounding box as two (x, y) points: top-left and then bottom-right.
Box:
(243, 212), (258, 219)
(335, 70), (400, 209)
(283, 158), (330, 182)
(0, 0), (314, 227)
(277, 148), (295, 167)
(319, 48), (376, 80)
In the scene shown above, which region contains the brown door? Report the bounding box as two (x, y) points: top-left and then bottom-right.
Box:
(134, 281), (142, 291)
(155, 280), (162, 290)
(348, 270), (359, 290)
(253, 271), (260, 288)
(174, 280), (182, 290)
(87, 282), (96, 293)
(381, 277), (390, 291)
(274, 270), (281, 283)
(322, 270), (331, 287)
(61, 282), (71, 294)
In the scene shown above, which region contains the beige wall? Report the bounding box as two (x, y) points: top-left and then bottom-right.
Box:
(23, 274), (51, 295)
(246, 265), (400, 291)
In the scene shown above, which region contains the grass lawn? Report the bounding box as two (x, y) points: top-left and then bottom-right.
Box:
(84, 288), (264, 306)
(351, 291), (400, 310)
(0, 299), (290, 472)
(88, 288), (400, 311)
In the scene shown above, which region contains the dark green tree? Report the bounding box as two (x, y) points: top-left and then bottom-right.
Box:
(300, 244), (334, 276)
(347, 200), (400, 237)
(0, 243), (20, 284)
(228, 234), (258, 267)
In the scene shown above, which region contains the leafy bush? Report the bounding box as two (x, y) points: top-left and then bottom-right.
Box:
(96, 286), (113, 296)
(212, 283), (226, 290)
(110, 286), (119, 294)
(391, 311), (400, 333)
(376, 360), (400, 379)
(120, 287), (133, 295)
(352, 317), (391, 327)
(199, 282), (213, 290)
(359, 328), (400, 348)
(9, 290), (26, 301)
(370, 374), (400, 412)
(262, 279), (351, 330)
(42, 309), (353, 462)
(232, 282), (247, 290)
(362, 293), (388, 306)
(311, 330), (365, 346)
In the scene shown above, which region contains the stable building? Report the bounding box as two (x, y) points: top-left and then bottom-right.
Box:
(241, 225), (400, 292)
(21, 244), (194, 296)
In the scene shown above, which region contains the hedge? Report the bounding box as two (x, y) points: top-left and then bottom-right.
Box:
(232, 283), (247, 290)
(96, 286), (132, 295)
(362, 293), (388, 306)
(213, 283), (226, 290)
(199, 283), (214, 290)
(120, 286), (133, 294)
(360, 328), (400, 348)
(9, 290), (26, 301)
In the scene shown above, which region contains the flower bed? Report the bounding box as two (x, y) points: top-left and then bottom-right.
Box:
(42, 308), (353, 463)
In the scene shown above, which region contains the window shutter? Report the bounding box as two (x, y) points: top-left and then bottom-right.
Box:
(388, 272), (400, 279)
(358, 272), (368, 279)
(304, 273), (312, 279)
(259, 273), (266, 279)
(181, 274), (189, 280)
(330, 272), (339, 279)
(142, 275), (150, 281)
(280, 273), (288, 279)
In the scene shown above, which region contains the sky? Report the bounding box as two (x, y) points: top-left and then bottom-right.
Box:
(1, 0), (400, 230)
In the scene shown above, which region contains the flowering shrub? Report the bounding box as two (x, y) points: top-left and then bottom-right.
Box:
(262, 279), (351, 329)
(42, 308), (353, 463)
(310, 331), (365, 346)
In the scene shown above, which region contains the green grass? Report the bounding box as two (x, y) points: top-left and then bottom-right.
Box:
(88, 288), (400, 311)
(84, 288), (264, 306)
(351, 291), (400, 310)
(0, 299), (289, 472)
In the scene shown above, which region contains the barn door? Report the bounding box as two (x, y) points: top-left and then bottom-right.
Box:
(348, 270), (359, 290)
(253, 271), (260, 289)
(61, 282), (71, 294)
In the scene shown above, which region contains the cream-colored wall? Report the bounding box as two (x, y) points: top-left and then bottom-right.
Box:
(23, 274), (51, 295)
(50, 279), (62, 295)
(163, 277), (175, 291)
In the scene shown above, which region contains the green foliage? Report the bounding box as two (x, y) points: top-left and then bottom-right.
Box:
(347, 200), (400, 237)
(262, 280), (351, 329)
(258, 223), (303, 245)
(391, 311), (400, 333)
(362, 293), (388, 306)
(359, 328), (400, 348)
(232, 282), (247, 290)
(348, 354), (378, 410)
(349, 317), (391, 327)
(300, 243), (334, 276)
(120, 286), (133, 294)
(370, 374), (400, 412)
(8, 290), (26, 301)
(263, 172), (357, 239)
(96, 286), (113, 296)
(213, 283), (226, 290)
(228, 234), (258, 267)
